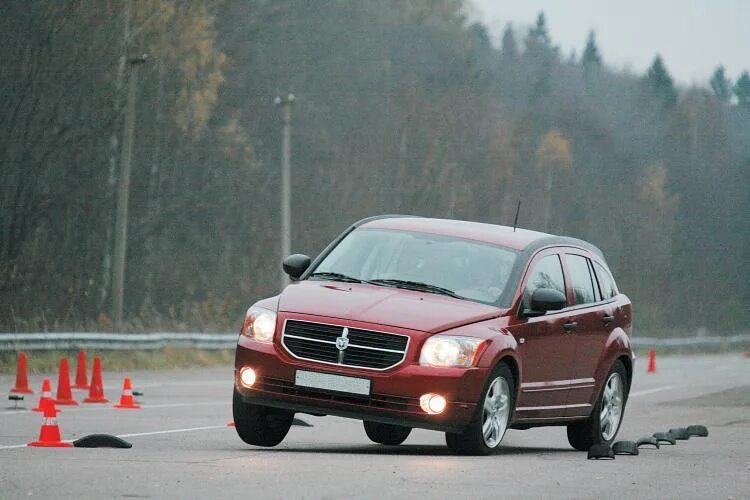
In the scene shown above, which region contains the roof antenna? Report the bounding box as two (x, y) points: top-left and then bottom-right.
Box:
(513, 200), (521, 232)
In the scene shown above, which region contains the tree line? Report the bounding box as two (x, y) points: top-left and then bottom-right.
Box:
(1, 1), (748, 335)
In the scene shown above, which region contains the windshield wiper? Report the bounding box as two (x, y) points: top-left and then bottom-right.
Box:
(368, 279), (464, 300)
(308, 272), (365, 284)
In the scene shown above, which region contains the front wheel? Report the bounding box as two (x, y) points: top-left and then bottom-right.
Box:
(567, 360), (628, 451)
(233, 388), (294, 447)
(445, 364), (515, 455)
(363, 421), (412, 445)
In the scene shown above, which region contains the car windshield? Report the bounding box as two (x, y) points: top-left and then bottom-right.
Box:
(310, 228), (518, 305)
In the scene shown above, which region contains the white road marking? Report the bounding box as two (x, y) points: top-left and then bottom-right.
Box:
(630, 385), (678, 397)
(0, 400), (226, 416)
(0, 444), (29, 450)
(0, 424), (230, 450)
(118, 425), (227, 438)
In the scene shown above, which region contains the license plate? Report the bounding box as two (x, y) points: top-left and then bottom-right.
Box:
(295, 370), (371, 396)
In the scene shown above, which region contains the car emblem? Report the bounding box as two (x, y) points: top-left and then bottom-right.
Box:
(335, 336), (349, 351)
(335, 327), (350, 351)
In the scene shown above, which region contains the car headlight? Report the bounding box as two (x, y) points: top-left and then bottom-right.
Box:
(419, 336), (487, 368)
(242, 306), (277, 343)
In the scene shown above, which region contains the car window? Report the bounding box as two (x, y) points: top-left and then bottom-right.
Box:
(593, 261), (618, 299)
(587, 259), (603, 302)
(523, 254), (566, 306)
(566, 254), (597, 305)
(312, 228), (518, 305)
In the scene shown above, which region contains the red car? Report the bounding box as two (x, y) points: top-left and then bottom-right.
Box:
(233, 215), (633, 454)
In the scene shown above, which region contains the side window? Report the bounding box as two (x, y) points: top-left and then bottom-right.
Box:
(587, 259), (603, 302)
(593, 262), (618, 299)
(524, 254), (566, 306)
(566, 254), (596, 305)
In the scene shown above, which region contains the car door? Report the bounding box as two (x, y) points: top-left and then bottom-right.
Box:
(509, 249), (579, 420)
(561, 252), (612, 417)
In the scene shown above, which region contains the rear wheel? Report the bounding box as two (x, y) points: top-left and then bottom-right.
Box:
(445, 364), (515, 455)
(363, 421), (412, 445)
(233, 388), (294, 447)
(567, 360), (628, 451)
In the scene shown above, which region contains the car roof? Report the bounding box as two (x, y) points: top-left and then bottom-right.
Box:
(359, 215), (604, 258)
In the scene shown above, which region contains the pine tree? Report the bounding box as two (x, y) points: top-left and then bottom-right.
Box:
(734, 71), (750, 110)
(525, 12), (551, 53)
(710, 66), (732, 103)
(582, 31), (601, 72)
(500, 23), (518, 61)
(644, 55), (677, 110)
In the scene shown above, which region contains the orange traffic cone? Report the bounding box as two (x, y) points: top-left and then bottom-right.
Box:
(83, 356), (109, 403)
(647, 349), (657, 374)
(113, 377), (140, 409)
(54, 358), (78, 405)
(11, 352), (34, 394)
(72, 350), (89, 390)
(33, 379), (60, 414)
(27, 400), (73, 448)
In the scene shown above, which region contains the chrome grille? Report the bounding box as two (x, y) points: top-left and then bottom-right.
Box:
(282, 320), (409, 370)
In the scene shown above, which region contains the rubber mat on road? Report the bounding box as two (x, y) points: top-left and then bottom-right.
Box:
(587, 444), (614, 460)
(612, 441), (639, 455)
(636, 436), (660, 449)
(73, 434), (132, 449)
(686, 424), (709, 437)
(652, 432), (676, 445)
(668, 427), (690, 440)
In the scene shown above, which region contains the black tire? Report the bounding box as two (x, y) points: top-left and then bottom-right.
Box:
(567, 360), (629, 451)
(445, 363), (515, 455)
(233, 388), (294, 447)
(363, 421), (412, 445)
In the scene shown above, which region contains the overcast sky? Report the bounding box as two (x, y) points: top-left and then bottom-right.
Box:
(468, 0), (749, 86)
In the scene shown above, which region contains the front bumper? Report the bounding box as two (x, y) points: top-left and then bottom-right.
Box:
(234, 336), (487, 433)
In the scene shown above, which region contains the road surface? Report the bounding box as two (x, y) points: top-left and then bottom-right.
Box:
(1, 354), (749, 499)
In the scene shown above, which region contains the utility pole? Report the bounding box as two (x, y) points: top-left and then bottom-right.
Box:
(112, 54), (148, 330)
(274, 93), (294, 291)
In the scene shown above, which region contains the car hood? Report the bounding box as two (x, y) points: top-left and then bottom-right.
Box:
(277, 280), (504, 334)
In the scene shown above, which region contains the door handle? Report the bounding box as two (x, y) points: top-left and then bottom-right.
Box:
(563, 321), (577, 332)
(601, 315), (615, 325)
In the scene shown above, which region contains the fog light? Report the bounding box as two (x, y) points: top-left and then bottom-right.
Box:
(240, 367), (256, 388)
(419, 393), (447, 415)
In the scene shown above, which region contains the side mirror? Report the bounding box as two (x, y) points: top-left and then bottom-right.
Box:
(523, 288), (567, 317)
(282, 254), (311, 280)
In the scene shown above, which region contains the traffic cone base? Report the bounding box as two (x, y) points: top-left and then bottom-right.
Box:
(11, 352), (34, 394)
(83, 396), (110, 403)
(27, 441), (73, 448)
(55, 398), (79, 406)
(113, 377), (140, 409)
(113, 403), (140, 409)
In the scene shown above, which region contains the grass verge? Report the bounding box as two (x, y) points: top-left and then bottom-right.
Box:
(1, 347), (234, 374)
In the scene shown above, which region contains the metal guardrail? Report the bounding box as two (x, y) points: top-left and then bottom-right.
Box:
(0, 332), (748, 352)
(632, 334), (750, 348)
(0, 332), (238, 351)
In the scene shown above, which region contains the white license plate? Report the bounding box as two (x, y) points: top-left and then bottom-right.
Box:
(295, 370), (371, 396)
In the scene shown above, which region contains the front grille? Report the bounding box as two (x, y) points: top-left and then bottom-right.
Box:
(258, 376), (420, 413)
(282, 320), (409, 370)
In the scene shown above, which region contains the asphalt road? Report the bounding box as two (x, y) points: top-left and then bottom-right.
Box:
(1, 354), (749, 499)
